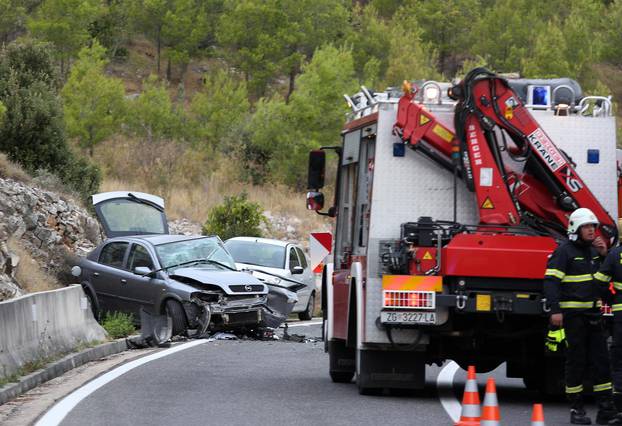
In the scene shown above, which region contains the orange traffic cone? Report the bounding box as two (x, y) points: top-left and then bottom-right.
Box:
(455, 365), (481, 426)
(481, 377), (500, 426)
(531, 403), (546, 426)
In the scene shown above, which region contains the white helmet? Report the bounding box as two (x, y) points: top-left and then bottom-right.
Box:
(567, 208), (599, 235)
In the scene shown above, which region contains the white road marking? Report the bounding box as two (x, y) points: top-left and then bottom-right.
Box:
(283, 320), (323, 327)
(437, 361), (462, 423)
(35, 339), (208, 426)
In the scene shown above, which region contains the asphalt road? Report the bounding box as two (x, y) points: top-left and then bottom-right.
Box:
(35, 321), (592, 426)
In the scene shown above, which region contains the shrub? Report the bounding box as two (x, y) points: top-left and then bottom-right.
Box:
(102, 311), (136, 339)
(202, 193), (265, 241)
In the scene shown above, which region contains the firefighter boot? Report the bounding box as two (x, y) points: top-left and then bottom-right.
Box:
(596, 394), (617, 425)
(570, 395), (592, 425)
(608, 393), (622, 425)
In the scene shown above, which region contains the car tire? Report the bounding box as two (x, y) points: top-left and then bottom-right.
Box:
(84, 288), (99, 321)
(165, 300), (188, 336)
(298, 292), (315, 321)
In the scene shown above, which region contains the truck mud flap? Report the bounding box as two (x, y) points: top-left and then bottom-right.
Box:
(329, 339), (355, 383)
(357, 349), (425, 392)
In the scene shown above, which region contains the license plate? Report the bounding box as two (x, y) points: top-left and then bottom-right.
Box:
(380, 311), (436, 324)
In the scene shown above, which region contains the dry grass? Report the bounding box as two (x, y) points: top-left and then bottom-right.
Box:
(97, 140), (331, 242)
(0, 153), (31, 183)
(7, 238), (61, 293)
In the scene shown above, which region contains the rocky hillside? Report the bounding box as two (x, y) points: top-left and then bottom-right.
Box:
(0, 176), (101, 301)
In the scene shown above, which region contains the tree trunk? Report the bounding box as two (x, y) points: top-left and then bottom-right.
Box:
(156, 29), (161, 76)
(285, 68), (296, 104)
(166, 58), (172, 81)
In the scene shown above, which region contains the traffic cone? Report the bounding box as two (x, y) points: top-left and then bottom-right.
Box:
(531, 403), (546, 426)
(481, 377), (500, 426)
(455, 365), (481, 426)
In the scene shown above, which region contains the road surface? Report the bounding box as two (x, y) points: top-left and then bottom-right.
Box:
(29, 320), (587, 425)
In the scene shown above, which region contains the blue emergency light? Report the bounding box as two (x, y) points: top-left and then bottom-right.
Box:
(527, 85), (551, 108)
(587, 149), (600, 164)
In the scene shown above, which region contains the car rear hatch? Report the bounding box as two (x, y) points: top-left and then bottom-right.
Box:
(92, 191), (169, 238)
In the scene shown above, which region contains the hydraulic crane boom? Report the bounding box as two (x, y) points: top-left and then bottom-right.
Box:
(394, 68), (618, 243)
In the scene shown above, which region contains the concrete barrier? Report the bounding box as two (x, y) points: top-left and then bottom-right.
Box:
(0, 285), (107, 379)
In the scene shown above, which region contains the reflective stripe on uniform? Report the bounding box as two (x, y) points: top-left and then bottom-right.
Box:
(562, 274), (593, 283)
(560, 301), (600, 309)
(614, 282), (622, 291)
(595, 272), (611, 282)
(594, 382), (613, 392)
(566, 384), (583, 394)
(612, 304), (622, 312)
(545, 268), (565, 279)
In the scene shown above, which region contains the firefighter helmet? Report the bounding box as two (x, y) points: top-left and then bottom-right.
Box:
(567, 208), (599, 235)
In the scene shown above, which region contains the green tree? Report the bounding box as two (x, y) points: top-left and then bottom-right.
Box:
(470, 0), (535, 72)
(521, 20), (571, 79)
(401, 0), (481, 76)
(126, 75), (181, 143)
(0, 41), (100, 199)
(0, 100), (6, 125)
(247, 45), (357, 188)
(27, 0), (103, 76)
(382, 20), (441, 87)
(129, 0), (171, 75)
(563, 1), (605, 89)
(62, 41), (126, 156)
(602, 0), (622, 66)
(201, 193), (265, 240)
(275, 0), (350, 101)
(161, 0), (209, 80)
(345, 5), (392, 86)
(88, 0), (134, 60)
(0, 0), (27, 44)
(125, 75), (185, 191)
(217, 0), (286, 97)
(189, 69), (249, 152)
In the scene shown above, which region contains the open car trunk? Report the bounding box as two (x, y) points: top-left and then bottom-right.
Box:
(92, 191), (169, 238)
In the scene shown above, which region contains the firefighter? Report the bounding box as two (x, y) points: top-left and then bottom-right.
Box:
(595, 241), (622, 425)
(544, 207), (615, 425)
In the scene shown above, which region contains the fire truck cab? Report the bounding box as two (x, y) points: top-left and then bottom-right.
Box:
(307, 74), (618, 395)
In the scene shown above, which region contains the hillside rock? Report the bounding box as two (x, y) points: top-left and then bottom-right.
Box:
(0, 177), (102, 300)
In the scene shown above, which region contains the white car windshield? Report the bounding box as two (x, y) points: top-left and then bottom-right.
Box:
(156, 237), (236, 271)
(225, 240), (286, 269)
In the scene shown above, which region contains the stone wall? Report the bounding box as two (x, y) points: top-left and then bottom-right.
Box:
(0, 177), (101, 300)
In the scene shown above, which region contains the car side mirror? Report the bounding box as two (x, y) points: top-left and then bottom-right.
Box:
(135, 266), (153, 276)
(306, 191), (324, 211)
(291, 266), (304, 275)
(308, 150), (325, 190)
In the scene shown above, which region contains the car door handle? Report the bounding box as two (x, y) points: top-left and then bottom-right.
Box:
(93, 272), (100, 277)
(121, 279), (127, 284)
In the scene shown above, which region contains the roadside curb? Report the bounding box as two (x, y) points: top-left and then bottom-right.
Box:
(0, 339), (129, 406)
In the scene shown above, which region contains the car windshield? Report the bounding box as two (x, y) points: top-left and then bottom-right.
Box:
(225, 240), (286, 269)
(99, 199), (166, 234)
(155, 237), (236, 272)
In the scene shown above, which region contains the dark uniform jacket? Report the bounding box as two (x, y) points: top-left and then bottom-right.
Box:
(595, 246), (622, 312)
(544, 240), (604, 314)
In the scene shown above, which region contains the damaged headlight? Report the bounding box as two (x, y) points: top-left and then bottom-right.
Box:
(260, 276), (281, 285)
(192, 291), (221, 303)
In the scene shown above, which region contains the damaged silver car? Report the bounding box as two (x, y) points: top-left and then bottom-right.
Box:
(72, 191), (297, 336)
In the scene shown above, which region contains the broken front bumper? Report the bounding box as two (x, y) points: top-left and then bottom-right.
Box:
(184, 294), (291, 332)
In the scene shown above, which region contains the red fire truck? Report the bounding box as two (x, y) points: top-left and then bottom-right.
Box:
(306, 68), (619, 394)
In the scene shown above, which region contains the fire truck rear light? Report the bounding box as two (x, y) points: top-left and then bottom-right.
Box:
(383, 290), (435, 309)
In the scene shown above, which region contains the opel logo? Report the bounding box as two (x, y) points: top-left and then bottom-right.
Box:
(244, 285), (253, 292)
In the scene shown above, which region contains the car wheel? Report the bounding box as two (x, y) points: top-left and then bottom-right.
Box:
(165, 300), (188, 336)
(298, 292), (315, 321)
(84, 289), (99, 321)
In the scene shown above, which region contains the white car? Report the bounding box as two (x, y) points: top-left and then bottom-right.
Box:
(224, 237), (316, 320)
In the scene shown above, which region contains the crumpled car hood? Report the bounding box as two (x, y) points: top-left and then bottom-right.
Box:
(170, 268), (267, 295)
